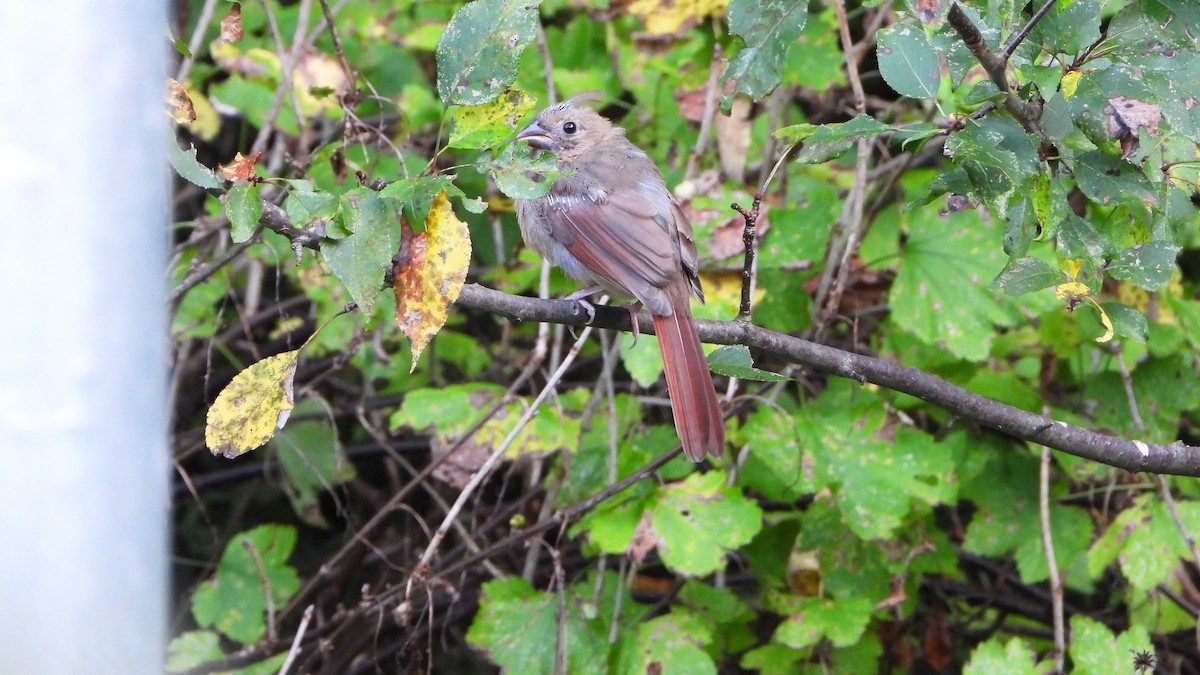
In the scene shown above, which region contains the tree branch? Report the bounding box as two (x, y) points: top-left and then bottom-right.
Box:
(456, 283), (1200, 477)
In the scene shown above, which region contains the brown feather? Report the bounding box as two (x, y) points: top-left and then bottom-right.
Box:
(515, 98), (725, 461)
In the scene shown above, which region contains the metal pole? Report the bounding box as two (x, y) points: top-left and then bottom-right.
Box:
(0, 1), (168, 672)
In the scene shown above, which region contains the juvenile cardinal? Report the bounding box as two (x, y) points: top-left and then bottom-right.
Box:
(514, 94), (724, 461)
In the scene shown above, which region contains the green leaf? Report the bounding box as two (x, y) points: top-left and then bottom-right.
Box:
(629, 611), (717, 674)
(741, 643), (805, 675)
(1073, 151), (1157, 209)
(191, 524), (300, 645)
(169, 141), (222, 190)
(466, 577), (607, 675)
(945, 116), (1041, 216)
(706, 345), (789, 382)
(270, 400), (355, 527)
(889, 207), (1013, 361)
(739, 405), (808, 501)
(435, 0), (540, 106)
(224, 184), (263, 243)
(1099, 302), (1148, 342)
(380, 175), (464, 229)
(322, 189), (396, 316)
(449, 89), (535, 150)
(799, 383), (955, 539)
(775, 114), (891, 164)
(619, 332), (664, 389)
(1030, 0), (1102, 55)
(1057, 214), (1118, 263)
(773, 596), (874, 649)
(992, 256), (1063, 295)
(1068, 615), (1153, 675)
(491, 144), (566, 200)
(963, 637), (1047, 675)
(876, 24), (940, 99)
(962, 452), (1095, 587)
(721, 0), (809, 100)
(390, 383), (507, 435)
(166, 631), (223, 672)
(283, 180), (339, 234)
(1106, 240), (1181, 290)
(652, 472), (763, 576)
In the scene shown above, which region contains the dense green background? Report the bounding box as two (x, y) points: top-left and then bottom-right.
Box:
(167, 0), (1200, 672)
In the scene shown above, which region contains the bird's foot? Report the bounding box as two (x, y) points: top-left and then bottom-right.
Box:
(564, 286), (603, 324)
(619, 301), (643, 345)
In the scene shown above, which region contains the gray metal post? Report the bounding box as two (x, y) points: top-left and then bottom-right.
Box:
(0, 1), (168, 673)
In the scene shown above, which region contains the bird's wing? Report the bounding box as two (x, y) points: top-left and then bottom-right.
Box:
(542, 180), (684, 314)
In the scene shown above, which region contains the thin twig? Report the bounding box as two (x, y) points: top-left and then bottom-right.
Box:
(817, 0), (873, 332)
(685, 44), (723, 181)
(731, 198), (762, 321)
(1111, 343), (1146, 433)
(406, 325), (596, 598)
(1001, 0), (1058, 61)
(278, 346), (548, 620)
(251, 0), (314, 155)
(946, 3), (1047, 138)
(170, 225), (262, 305)
(535, 22), (557, 106)
(277, 604), (314, 675)
(315, 0), (358, 97)
(1039, 447), (1065, 673)
(1156, 473), (1200, 650)
(242, 538), (277, 643)
(174, 0), (222, 82)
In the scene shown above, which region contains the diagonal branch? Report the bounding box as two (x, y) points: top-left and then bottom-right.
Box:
(455, 283), (1200, 477)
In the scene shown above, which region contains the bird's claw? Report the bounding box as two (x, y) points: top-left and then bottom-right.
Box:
(622, 302), (642, 346)
(576, 298), (597, 324)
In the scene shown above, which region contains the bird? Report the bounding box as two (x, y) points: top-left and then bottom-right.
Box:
(514, 93), (724, 462)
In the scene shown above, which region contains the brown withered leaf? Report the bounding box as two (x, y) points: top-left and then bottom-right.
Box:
(218, 151), (264, 182)
(675, 86), (708, 123)
(923, 604), (953, 672)
(716, 96), (751, 183)
(707, 203), (770, 260)
(1106, 96), (1163, 159)
(218, 2), (243, 44)
(626, 510), (660, 564)
(915, 0), (942, 23)
(166, 78), (196, 123)
(393, 191), (470, 371)
(874, 576), (907, 610)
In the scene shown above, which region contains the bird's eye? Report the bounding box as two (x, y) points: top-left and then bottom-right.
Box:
(563, 121), (577, 134)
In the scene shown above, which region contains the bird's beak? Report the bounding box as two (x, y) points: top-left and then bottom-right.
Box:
(516, 121), (554, 152)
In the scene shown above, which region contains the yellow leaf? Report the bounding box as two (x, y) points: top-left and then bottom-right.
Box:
(205, 350), (300, 458)
(1091, 298), (1114, 343)
(393, 191), (471, 371)
(1061, 70), (1082, 99)
(626, 0), (729, 36)
(1054, 280), (1090, 303)
(293, 47), (348, 115)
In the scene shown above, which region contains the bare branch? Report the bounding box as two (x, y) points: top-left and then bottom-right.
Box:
(455, 283), (1200, 477)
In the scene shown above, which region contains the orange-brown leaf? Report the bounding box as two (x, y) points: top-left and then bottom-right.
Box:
(166, 78), (196, 123)
(218, 2), (244, 44)
(218, 151), (264, 181)
(393, 191), (470, 371)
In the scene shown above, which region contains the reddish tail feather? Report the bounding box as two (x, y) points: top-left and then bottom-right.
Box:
(652, 286), (724, 461)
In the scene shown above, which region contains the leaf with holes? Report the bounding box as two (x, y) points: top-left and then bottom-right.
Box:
(435, 0), (540, 105)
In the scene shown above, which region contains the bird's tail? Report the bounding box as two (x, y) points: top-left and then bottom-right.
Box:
(653, 286), (724, 461)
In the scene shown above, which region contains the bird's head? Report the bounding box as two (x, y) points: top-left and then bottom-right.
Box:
(516, 92), (612, 161)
